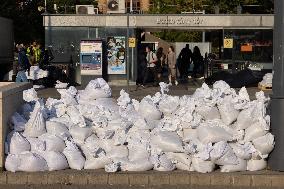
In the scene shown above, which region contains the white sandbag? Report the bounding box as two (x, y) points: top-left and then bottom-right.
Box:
(210, 141), (238, 165)
(151, 131), (183, 152)
(159, 95), (180, 115)
(244, 119), (269, 142)
(70, 125), (92, 143)
(195, 106), (220, 120)
(182, 128), (198, 142)
(128, 146), (150, 162)
(166, 152), (192, 166)
(252, 133), (275, 155)
(5, 154), (20, 172)
(66, 106), (86, 128)
(108, 145), (128, 160)
(151, 154), (176, 171)
(247, 159), (267, 171)
(84, 156), (112, 170)
(57, 88), (77, 106)
(121, 159), (153, 171)
(138, 98), (162, 120)
(42, 151), (69, 171)
(11, 112), (27, 131)
(26, 137), (46, 152)
(10, 132), (31, 154)
(24, 101), (46, 137)
(18, 152), (48, 172)
(63, 141), (85, 170)
(230, 143), (254, 160)
(55, 80), (68, 89)
(46, 121), (70, 139)
(39, 134), (66, 152)
(105, 163), (120, 173)
(176, 162), (191, 171)
(220, 158), (247, 172)
(80, 78), (112, 100)
(197, 125), (233, 144)
(218, 96), (239, 125)
(235, 108), (255, 130)
(191, 156), (215, 173)
(23, 88), (38, 102)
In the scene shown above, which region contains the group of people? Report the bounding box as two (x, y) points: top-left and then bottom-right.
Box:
(136, 44), (204, 88)
(13, 41), (50, 82)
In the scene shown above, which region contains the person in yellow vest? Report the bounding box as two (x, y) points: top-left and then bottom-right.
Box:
(34, 43), (42, 65)
(26, 43), (35, 65)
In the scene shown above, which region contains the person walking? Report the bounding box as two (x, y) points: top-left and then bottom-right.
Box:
(16, 44), (30, 82)
(156, 47), (166, 83)
(177, 44), (192, 79)
(143, 46), (158, 86)
(192, 46), (202, 78)
(166, 46), (178, 86)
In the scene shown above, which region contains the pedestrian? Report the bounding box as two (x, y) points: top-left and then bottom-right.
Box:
(34, 43), (42, 65)
(136, 48), (147, 88)
(16, 44), (30, 82)
(177, 44), (192, 79)
(192, 46), (203, 78)
(143, 46), (158, 86)
(156, 47), (166, 83)
(166, 46), (178, 86)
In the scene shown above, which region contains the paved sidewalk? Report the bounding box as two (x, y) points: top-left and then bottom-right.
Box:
(0, 169), (284, 189)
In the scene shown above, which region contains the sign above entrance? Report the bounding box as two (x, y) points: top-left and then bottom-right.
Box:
(156, 17), (204, 25)
(224, 38), (233, 48)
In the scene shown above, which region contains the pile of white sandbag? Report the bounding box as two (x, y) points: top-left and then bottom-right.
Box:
(259, 73), (273, 87)
(26, 66), (48, 80)
(5, 78), (274, 173)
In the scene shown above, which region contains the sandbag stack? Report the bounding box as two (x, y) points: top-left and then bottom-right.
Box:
(5, 78), (274, 173)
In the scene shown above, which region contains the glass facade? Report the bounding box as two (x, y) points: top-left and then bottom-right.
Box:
(45, 27), (137, 84)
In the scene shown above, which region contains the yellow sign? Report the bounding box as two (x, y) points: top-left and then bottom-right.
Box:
(129, 38), (136, 48)
(224, 38), (233, 48)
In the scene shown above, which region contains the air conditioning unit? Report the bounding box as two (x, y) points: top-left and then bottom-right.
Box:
(76, 5), (95, 14)
(107, 0), (125, 14)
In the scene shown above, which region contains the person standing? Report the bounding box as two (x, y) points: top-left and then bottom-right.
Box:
(178, 44), (192, 79)
(156, 47), (166, 83)
(166, 46), (178, 86)
(143, 46), (158, 86)
(136, 48), (147, 88)
(16, 44), (30, 82)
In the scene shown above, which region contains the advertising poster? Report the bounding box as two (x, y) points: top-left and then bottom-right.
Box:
(80, 40), (103, 75)
(107, 36), (126, 74)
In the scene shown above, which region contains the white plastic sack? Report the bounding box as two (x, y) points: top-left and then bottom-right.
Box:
(121, 159), (153, 171)
(42, 151), (69, 171)
(210, 141), (238, 165)
(235, 108), (255, 130)
(24, 101), (46, 137)
(244, 119), (269, 142)
(151, 154), (176, 171)
(18, 152), (48, 172)
(159, 95), (180, 115)
(182, 128), (198, 142)
(220, 158), (247, 172)
(108, 145), (128, 160)
(26, 137), (46, 152)
(39, 134), (66, 152)
(105, 163), (120, 173)
(151, 131), (183, 152)
(218, 96), (239, 125)
(10, 132), (31, 154)
(84, 156), (112, 169)
(55, 80), (68, 89)
(11, 112), (27, 132)
(247, 159), (267, 171)
(191, 156), (215, 173)
(80, 78), (112, 100)
(195, 106), (220, 120)
(23, 88), (38, 102)
(252, 133), (274, 155)
(176, 162), (191, 171)
(57, 88), (77, 106)
(138, 98), (162, 120)
(66, 106), (86, 128)
(197, 125), (233, 144)
(230, 143), (254, 160)
(63, 140), (85, 170)
(70, 126), (92, 143)
(5, 154), (20, 172)
(46, 121), (70, 139)
(128, 146), (150, 162)
(166, 152), (192, 166)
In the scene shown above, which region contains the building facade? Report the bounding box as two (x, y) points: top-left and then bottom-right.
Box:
(98, 0), (151, 14)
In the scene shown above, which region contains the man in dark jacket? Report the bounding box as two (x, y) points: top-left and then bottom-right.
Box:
(178, 44), (192, 79)
(16, 44), (30, 82)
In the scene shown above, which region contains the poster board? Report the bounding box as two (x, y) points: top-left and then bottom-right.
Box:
(107, 36), (126, 74)
(224, 38), (233, 48)
(80, 40), (103, 75)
